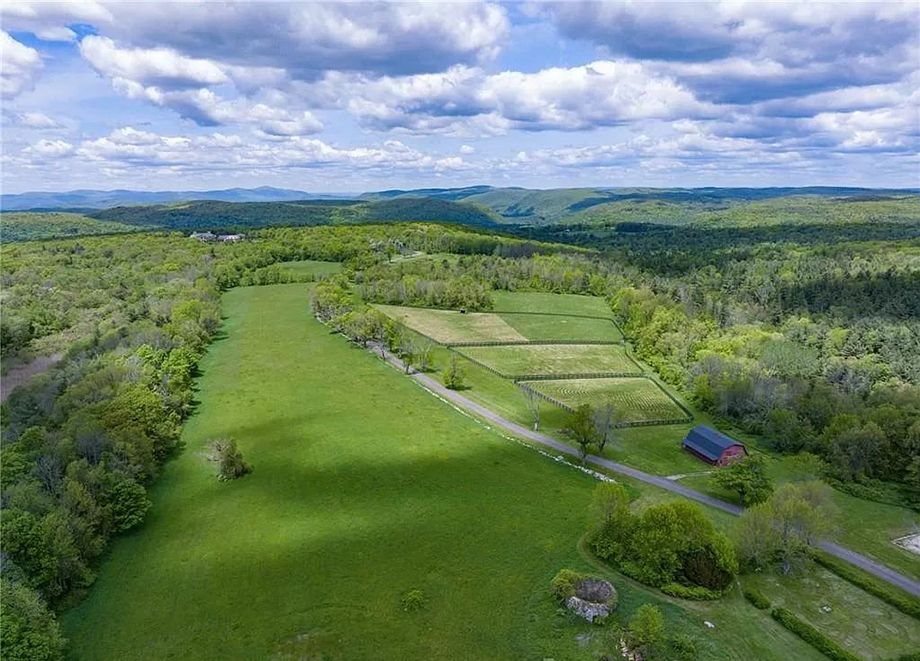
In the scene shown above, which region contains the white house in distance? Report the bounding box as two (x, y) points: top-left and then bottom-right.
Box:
(190, 232), (245, 242)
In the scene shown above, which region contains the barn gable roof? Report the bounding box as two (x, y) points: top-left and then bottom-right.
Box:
(682, 425), (744, 461)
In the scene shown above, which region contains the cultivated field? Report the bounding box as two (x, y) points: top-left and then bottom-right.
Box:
(456, 343), (641, 378)
(521, 377), (689, 424)
(374, 304), (527, 343)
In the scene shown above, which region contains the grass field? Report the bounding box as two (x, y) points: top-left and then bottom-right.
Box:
(60, 283), (833, 660)
(492, 291), (614, 318)
(58, 284), (914, 659)
(374, 304), (527, 344)
(277, 259), (343, 277)
(499, 313), (623, 342)
(744, 565), (920, 660)
(456, 343), (641, 377)
(521, 377), (689, 424)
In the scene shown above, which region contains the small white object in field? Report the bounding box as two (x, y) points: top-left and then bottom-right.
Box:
(704, 621), (715, 629)
(893, 533), (920, 556)
(821, 605), (832, 613)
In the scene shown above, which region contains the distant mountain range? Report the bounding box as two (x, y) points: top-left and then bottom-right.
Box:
(4, 185), (916, 216)
(0, 186), (351, 211)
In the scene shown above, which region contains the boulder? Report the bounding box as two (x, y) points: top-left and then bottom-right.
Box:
(564, 577), (617, 623)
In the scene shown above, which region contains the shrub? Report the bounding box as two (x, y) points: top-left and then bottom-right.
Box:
(208, 438), (252, 481)
(628, 604), (666, 658)
(742, 586), (771, 610)
(550, 569), (584, 601)
(667, 633), (698, 661)
(660, 583), (722, 601)
(400, 588), (425, 612)
(771, 608), (860, 661)
(811, 550), (920, 620)
(442, 355), (465, 390)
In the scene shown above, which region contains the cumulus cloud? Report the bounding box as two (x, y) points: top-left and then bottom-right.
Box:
(301, 60), (710, 134)
(80, 36), (228, 89)
(97, 2), (509, 79)
(0, 1), (112, 41)
(1, 31), (43, 98)
(15, 126), (470, 176)
(545, 2), (920, 103)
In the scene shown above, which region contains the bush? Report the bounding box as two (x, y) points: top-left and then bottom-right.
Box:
(667, 633), (698, 661)
(661, 583), (722, 601)
(550, 569), (584, 601)
(442, 355), (465, 390)
(208, 438), (252, 481)
(771, 608), (860, 661)
(811, 550), (920, 620)
(400, 588), (425, 612)
(742, 586), (771, 610)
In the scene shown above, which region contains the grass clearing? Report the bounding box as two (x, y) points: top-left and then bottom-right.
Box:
(492, 291), (614, 318)
(276, 259), (342, 277)
(744, 566), (920, 660)
(456, 343), (641, 378)
(521, 377), (689, 425)
(374, 304), (527, 344)
(498, 313), (622, 342)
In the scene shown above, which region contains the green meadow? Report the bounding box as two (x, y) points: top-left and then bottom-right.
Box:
(59, 284), (918, 659)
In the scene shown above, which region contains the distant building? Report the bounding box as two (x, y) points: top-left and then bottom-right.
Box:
(682, 425), (748, 465)
(189, 232), (245, 242)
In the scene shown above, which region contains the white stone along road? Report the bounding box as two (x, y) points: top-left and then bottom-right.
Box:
(373, 344), (920, 598)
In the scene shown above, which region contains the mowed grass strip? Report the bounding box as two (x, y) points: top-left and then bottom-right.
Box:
(374, 304), (526, 344)
(498, 313), (622, 342)
(491, 292), (614, 318)
(457, 344), (641, 378)
(522, 377), (687, 424)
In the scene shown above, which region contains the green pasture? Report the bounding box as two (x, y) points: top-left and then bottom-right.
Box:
(498, 313), (623, 342)
(491, 291), (614, 318)
(276, 259), (343, 277)
(456, 343), (640, 377)
(522, 377), (689, 424)
(744, 565), (920, 660)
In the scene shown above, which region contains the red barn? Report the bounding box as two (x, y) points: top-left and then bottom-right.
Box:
(682, 425), (748, 466)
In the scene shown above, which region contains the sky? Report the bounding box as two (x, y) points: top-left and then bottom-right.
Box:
(1, 1), (918, 193)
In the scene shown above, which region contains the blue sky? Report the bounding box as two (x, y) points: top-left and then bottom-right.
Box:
(1, 1), (918, 193)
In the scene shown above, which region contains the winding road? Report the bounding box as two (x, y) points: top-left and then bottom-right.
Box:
(374, 345), (920, 598)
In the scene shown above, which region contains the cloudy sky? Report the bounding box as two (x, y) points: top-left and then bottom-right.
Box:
(1, 1), (918, 193)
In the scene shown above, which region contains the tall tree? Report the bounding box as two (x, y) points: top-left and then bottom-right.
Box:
(564, 404), (598, 460)
(713, 454), (773, 506)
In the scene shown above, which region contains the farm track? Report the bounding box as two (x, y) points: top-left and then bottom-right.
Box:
(371, 343), (920, 599)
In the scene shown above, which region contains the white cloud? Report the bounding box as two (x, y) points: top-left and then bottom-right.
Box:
(1, 31), (43, 99)
(4, 110), (62, 129)
(98, 2), (509, 78)
(80, 36), (228, 89)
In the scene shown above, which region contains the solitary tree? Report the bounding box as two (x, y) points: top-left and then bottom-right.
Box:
(416, 342), (435, 372)
(592, 403), (621, 454)
(522, 386), (541, 430)
(399, 337), (416, 374)
(208, 438), (251, 481)
(443, 354), (465, 390)
(565, 404), (598, 460)
(713, 454), (773, 506)
(736, 481), (836, 574)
